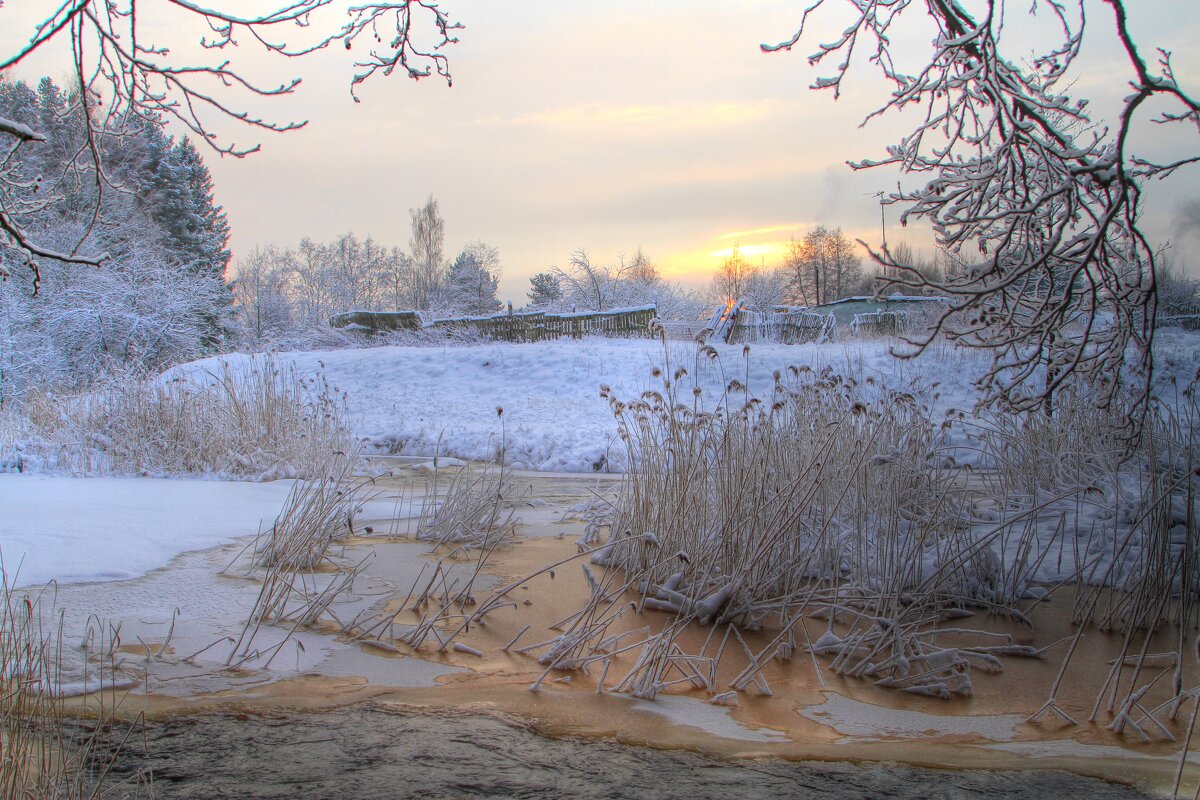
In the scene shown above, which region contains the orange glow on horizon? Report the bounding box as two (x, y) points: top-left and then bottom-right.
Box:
(707, 242), (782, 260)
(655, 223), (905, 286)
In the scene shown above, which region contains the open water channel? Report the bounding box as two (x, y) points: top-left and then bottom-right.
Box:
(101, 706), (1153, 799)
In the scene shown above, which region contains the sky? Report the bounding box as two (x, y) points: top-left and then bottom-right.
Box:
(5, 1), (1200, 303)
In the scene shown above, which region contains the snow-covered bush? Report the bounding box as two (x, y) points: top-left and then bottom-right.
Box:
(0, 76), (233, 402)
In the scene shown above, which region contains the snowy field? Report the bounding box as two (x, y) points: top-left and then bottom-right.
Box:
(170, 330), (1200, 473)
(171, 337), (990, 472)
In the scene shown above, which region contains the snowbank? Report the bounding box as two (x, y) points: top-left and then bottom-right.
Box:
(170, 331), (1200, 473)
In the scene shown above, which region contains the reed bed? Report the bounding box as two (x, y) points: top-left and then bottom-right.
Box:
(1, 356), (352, 479)
(493, 337), (1199, 744)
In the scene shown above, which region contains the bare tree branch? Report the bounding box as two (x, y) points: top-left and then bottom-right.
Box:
(0, 1), (461, 287)
(765, 0), (1198, 420)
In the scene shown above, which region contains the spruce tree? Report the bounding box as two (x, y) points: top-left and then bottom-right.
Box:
(444, 241), (501, 316)
(148, 136), (231, 281)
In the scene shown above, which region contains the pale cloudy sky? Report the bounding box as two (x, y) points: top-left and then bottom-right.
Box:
(7, 1), (1200, 301)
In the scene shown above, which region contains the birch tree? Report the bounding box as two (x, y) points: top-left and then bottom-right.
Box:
(409, 195), (446, 310)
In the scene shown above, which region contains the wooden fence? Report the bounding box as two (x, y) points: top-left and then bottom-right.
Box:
(850, 310), (903, 338)
(331, 305), (657, 342)
(1159, 303), (1200, 331)
(731, 311), (834, 344)
(429, 306), (657, 342)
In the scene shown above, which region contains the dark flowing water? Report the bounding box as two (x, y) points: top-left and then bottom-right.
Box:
(97, 706), (1154, 799)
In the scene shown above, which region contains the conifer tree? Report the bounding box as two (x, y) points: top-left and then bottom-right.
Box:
(444, 241), (501, 316)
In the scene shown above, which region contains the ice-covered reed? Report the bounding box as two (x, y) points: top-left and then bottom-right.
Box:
(227, 448), (374, 665)
(253, 447), (370, 570)
(415, 462), (522, 550)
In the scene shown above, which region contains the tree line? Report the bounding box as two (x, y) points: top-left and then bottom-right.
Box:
(710, 227), (877, 313)
(524, 248), (707, 321)
(234, 197), (505, 346)
(0, 76), (230, 403)
(705, 226), (1054, 315)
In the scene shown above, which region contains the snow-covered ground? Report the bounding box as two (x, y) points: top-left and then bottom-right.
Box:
(171, 337), (992, 473)
(0, 476), (296, 588)
(171, 330), (1199, 474)
(6, 331), (1197, 590)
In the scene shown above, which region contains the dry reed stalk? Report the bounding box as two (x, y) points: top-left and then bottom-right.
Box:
(0, 568), (149, 798)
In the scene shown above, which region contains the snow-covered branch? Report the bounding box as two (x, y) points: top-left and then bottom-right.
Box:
(765, 0), (1197, 419)
(0, 1), (461, 287)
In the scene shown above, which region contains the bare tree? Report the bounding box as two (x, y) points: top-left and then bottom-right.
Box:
(383, 248), (415, 311)
(409, 195), (446, 310)
(234, 246), (294, 342)
(782, 227), (862, 305)
(1156, 255), (1200, 316)
(625, 247), (660, 285)
(781, 235), (813, 306)
(554, 248), (623, 312)
(710, 245), (757, 302)
(765, 1), (1199, 415)
(0, 1), (461, 289)
(825, 228), (862, 300)
(743, 265), (788, 316)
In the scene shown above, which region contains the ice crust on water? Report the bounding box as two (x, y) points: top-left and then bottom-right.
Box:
(799, 693), (1025, 741)
(0, 475), (296, 588)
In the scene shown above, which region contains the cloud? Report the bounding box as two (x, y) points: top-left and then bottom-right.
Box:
(708, 243), (781, 259)
(477, 99), (781, 132)
(1175, 198), (1200, 246)
(715, 224), (807, 241)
